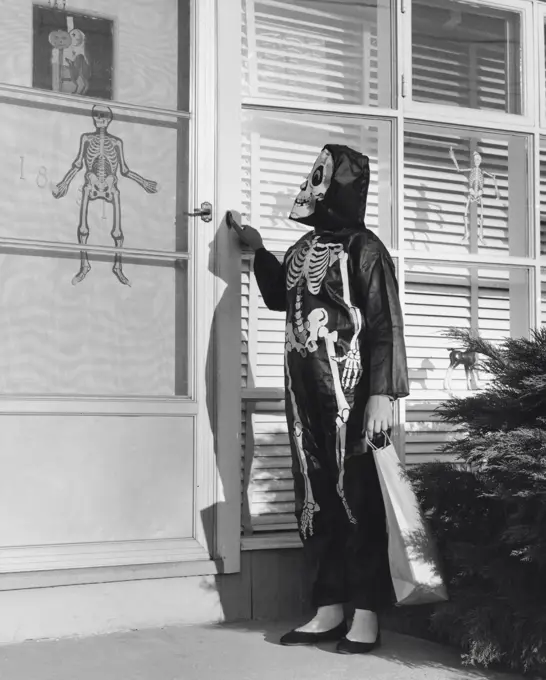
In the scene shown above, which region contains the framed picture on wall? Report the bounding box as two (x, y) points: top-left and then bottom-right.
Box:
(32, 4), (114, 100)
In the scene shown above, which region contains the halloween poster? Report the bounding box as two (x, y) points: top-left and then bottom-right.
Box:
(32, 4), (114, 100)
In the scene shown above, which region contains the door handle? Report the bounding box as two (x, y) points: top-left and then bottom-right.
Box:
(185, 201), (213, 223)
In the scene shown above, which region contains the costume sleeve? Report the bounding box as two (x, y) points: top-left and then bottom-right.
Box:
(361, 249), (409, 401)
(253, 247), (287, 312)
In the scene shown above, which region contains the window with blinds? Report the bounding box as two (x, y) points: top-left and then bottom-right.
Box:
(404, 123), (530, 258)
(242, 400), (297, 533)
(242, 0), (392, 108)
(411, 0), (523, 115)
(241, 110), (393, 251)
(238, 0), (537, 540)
(540, 140), (546, 256)
(542, 270), (546, 326)
(403, 261), (530, 463)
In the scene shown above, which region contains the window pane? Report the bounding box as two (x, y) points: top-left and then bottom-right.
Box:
(0, 0), (190, 111)
(0, 252), (189, 396)
(412, 0), (523, 114)
(405, 261), (530, 398)
(0, 101), (189, 253)
(242, 110), (394, 249)
(540, 139), (546, 257)
(542, 269), (546, 327)
(404, 123), (530, 257)
(242, 0), (393, 108)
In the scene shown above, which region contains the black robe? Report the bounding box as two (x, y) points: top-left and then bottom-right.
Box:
(253, 144), (409, 542)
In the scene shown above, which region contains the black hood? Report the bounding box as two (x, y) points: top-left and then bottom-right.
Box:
(290, 144), (370, 234)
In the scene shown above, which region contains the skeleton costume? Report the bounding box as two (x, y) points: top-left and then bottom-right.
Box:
(253, 145), (409, 611)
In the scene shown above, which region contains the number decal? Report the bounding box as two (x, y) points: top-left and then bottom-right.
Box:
(36, 166), (49, 189)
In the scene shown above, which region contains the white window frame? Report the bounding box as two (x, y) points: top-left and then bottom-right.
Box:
(401, 0), (536, 130)
(538, 4), (546, 130)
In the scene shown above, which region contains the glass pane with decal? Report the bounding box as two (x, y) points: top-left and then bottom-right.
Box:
(0, 101), (189, 252)
(242, 0), (393, 108)
(405, 261), (530, 397)
(0, 0), (190, 111)
(404, 123), (530, 257)
(405, 262), (530, 463)
(411, 0), (523, 114)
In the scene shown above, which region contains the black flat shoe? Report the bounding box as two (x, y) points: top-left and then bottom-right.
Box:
(280, 621), (347, 646)
(336, 631), (381, 655)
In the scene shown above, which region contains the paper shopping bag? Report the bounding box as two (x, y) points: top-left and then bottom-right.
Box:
(371, 437), (449, 607)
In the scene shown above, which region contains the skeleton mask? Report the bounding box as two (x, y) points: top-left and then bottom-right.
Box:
(290, 149), (334, 221)
(92, 105), (113, 129)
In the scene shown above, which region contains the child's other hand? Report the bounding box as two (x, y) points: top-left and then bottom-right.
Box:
(363, 394), (393, 440)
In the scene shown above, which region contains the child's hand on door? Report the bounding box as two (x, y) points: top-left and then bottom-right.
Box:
(226, 211), (264, 251)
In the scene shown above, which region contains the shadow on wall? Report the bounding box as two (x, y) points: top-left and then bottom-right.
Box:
(198, 214), (247, 621)
(198, 216), (312, 623)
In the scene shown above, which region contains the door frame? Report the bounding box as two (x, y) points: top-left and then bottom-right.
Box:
(193, 0), (243, 574)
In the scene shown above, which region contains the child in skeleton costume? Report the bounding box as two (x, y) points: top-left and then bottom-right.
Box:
(228, 144), (409, 654)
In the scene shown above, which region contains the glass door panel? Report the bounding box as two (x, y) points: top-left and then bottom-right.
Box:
(0, 0), (193, 398)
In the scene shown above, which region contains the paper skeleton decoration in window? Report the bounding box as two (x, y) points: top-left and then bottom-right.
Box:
(449, 147), (502, 245)
(52, 105), (158, 286)
(289, 148), (334, 221)
(443, 347), (481, 393)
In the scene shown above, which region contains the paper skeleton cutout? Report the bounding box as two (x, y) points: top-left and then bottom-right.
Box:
(443, 347), (480, 392)
(53, 105), (158, 286)
(289, 148), (334, 221)
(48, 18), (91, 96)
(284, 235), (362, 536)
(449, 147), (502, 245)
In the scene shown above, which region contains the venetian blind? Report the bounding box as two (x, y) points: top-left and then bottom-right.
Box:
(242, 0), (381, 107)
(411, 0), (520, 114)
(542, 275), (546, 326)
(403, 267), (511, 465)
(539, 146), (546, 256)
(243, 401), (297, 533)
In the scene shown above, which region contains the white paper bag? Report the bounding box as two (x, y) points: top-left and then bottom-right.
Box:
(371, 436), (449, 607)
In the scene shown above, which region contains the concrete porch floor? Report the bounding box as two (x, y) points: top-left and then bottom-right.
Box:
(0, 621), (523, 680)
